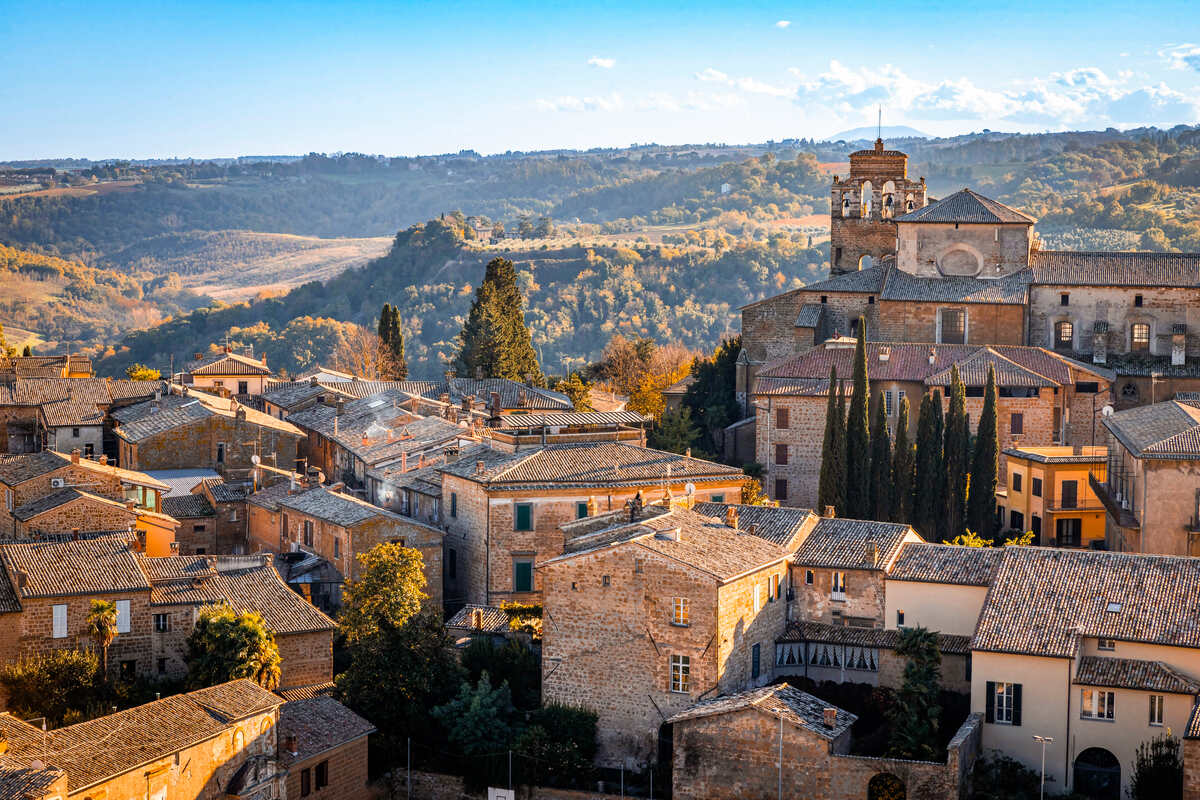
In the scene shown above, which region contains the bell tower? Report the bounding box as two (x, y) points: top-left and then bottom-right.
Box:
(829, 139), (926, 275)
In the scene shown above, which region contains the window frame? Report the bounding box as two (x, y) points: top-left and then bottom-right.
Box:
(1054, 320), (1074, 349)
(1131, 322), (1151, 353)
(776, 408), (789, 429)
(994, 682), (1017, 725)
(315, 760), (329, 790)
(154, 613), (169, 633)
(672, 597), (690, 627)
(1150, 694), (1164, 726)
(513, 559), (534, 593)
(774, 478), (788, 501)
(514, 502), (533, 531)
(751, 643), (761, 680)
(1010, 412), (1024, 436)
(938, 307), (967, 345)
(831, 571), (846, 600)
(775, 442), (789, 466)
(450, 492), (457, 518)
(303, 519), (314, 547)
(1081, 688), (1115, 721)
(52, 603), (68, 638)
(1031, 477), (1042, 497)
(576, 501), (589, 519)
(669, 654), (690, 693)
(1011, 472), (1022, 493)
(116, 599), (131, 634)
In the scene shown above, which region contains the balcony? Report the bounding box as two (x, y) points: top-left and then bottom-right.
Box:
(1089, 473), (1139, 530)
(1042, 493), (1105, 513)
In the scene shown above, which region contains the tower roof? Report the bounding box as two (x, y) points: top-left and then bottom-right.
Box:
(894, 188), (1034, 225)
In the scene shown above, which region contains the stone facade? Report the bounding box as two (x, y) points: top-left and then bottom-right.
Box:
(284, 736), (369, 800)
(875, 300), (1026, 346)
(830, 140), (926, 274)
(13, 494), (137, 537)
(119, 412), (301, 480)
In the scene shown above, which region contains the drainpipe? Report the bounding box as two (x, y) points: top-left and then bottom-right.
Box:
(484, 488), (491, 606)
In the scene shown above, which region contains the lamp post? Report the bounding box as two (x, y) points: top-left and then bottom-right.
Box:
(1032, 735), (1053, 800)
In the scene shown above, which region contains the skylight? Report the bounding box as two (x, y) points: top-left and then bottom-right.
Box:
(368, 399), (385, 408)
(1105, 602), (1121, 613)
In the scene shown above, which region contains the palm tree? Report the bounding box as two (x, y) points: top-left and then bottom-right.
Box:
(86, 599), (119, 680)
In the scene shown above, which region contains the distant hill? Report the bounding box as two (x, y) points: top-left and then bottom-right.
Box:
(827, 125), (931, 142)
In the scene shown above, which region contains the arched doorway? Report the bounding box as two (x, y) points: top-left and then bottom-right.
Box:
(1074, 747), (1120, 799)
(867, 772), (906, 800)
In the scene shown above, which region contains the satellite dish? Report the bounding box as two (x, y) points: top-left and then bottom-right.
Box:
(250, 454), (261, 465)
(685, 483), (696, 496)
(1101, 405), (1114, 417)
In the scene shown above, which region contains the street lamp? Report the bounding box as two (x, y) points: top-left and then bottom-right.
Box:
(1032, 735), (1054, 800)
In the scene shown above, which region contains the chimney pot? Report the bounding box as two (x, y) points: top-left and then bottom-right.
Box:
(749, 522), (760, 537)
(193, 353), (203, 361)
(70, 448), (80, 464)
(928, 347), (936, 365)
(823, 708), (838, 728)
(475, 459), (486, 476)
(490, 391), (501, 415)
(71, 528), (80, 541)
(823, 505), (836, 518)
(401, 452), (408, 472)
(472, 609), (483, 630)
(98, 455), (107, 465)
(725, 505), (739, 530)
(685, 448), (691, 459)
(336, 400), (345, 416)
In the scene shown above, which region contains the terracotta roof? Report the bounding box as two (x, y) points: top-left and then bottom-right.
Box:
(1073, 656), (1200, 694)
(276, 682), (335, 702)
(11, 487), (133, 522)
(973, 547), (1200, 658)
(441, 442), (744, 490)
(449, 378), (573, 411)
(496, 411), (648, 428)
(144, 468), (222, 497)
(778, 619), (972, 655)
(187, 352), (272, 376)
(923, 347), (1056, 388)
(447, 604), (511, 634)
(0, 354), (92, 378)
(0, 534), (147, 599)
(666, 683), (856, 740)
(278, 485), (403, 527)
(27, 680), (280, 791)
(0, 714), (65, 795)
(287, 392), (464, 464)
(692, 502), (817, 547)
(1031, 251), (1200, 287)
(278, 696), (375, 767)
(0, 560), (20, 613)
(1188, 698), (1200, 739)
(887, 542), (1001, 586)
(880, 266), (1031, 305)
(752, 377), (834, 397)
(260, 381), (331, 410)
(894, 189), (1034, 224)
(0, 451), (66, 485)
(143, 554), (335, 634)
(113, 392), (302, 443)
(1002, 446), (1107, 464)
(1102, 400), (1200, 459)
(162, 493), (215, 518)
(791, 517), (918, 570)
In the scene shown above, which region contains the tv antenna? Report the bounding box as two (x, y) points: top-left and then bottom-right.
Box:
(877, 105), (882, 140)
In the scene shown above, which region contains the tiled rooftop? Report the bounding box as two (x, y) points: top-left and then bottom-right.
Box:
(1073, 656), (1200, 695)
(0, 534), (147, 599)
(1002, 446), (1107, 464)
(187, 351), (272, 376)
(113, 391), (302, 443)
(973, 547), (1200, 658)
(1102, 400), (1200, 459)
(881, 267), (1031, 305)
(894, 188), (1035, 225)
(666, 683), (857, 741)
(276, 682), (335, 702)
(778, 620), (972, 655)
(447, 604), (511, 634)
(791, 517), (918, 570)
(277, 485), (403, 527)
(278, 696), (376, 766)
(886, 542), (1002, 586)
(1031, 250), (1200, 288)
(692, 502), (817, 547)
(496, 411), (648, 428)
(162, 493), (215, 518)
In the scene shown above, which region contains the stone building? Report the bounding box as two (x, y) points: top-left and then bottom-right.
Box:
(180, 349), (275, 398)
(1094, 398), (1200, 555)
(163, 491), (221, 554)
(999, 445), (1108, 549)
(538, 503), (805, 767)
(439, 441), (747, 606)
(278, 695), (376, 800)
(0, 679), (285, 800)
(0, 376), (162, 455)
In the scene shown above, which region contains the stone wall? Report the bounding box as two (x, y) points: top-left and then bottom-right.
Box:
(790, 566), (885, 626)
(896, 222), (1031, 278)
(277, 629), (335, 689)
(1028, 285), (1200, 360)
(1185, 737), (1200, 800)
(14, 495), (136, 537)
(287, 734), (370, 800)
(14, 591), (155, 680)
(126, 414), (300, 481)
(390, 771), (636, 800)
(875, 301), (1025, 346)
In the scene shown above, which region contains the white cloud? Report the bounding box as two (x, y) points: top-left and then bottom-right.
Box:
(587, 56), (616, 69)
(636, 91), (745, 112)
(775, 20), (791, 28)
(1162, 44), (1200, 72)
(535, 92), (623, 112)
(695, 68), (729, 83)
(695, 67), (791, 96)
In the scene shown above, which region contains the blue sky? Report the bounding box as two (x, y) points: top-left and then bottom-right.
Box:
(2, 0), (1199, 159)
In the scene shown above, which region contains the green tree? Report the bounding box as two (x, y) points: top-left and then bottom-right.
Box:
(0, 650), (101, 727)
(890, 396), (915, 524)
(869, 392), (892, 521)
(433, 673), (516, 789)
(551, 372), (591, 411)
(913, 392), (944, 540)
(21, 344), (32, 357)
(455, 257), (544, 384)
(186, 605), (282, 690)
(514, 704), (599, 787)
(844, 319), (871, 514)
(461, 637), (541, 710)
(681, 336), (742, 458)
(967, 365), (999, 542)
(887, 626), (942, 761)
(650, 406), (699, 454)
(941, 367), (969, 541)
(818, 365), (846, 516)
(124, 363), (161, 381)
(86, 599), (119, 680)
(339, 542), (428, 644)
(1129, 733), (1183, 800)
(377, 303), (408, 379)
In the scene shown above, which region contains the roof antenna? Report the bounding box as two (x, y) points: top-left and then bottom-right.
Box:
(877, 105), (882, 142)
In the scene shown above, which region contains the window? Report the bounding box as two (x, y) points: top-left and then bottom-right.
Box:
(820, 294), (829, 304)
(1061, 480), (1078, 509)
(635, 557), (644, 573)
(1054, 321), (1073, 349)
(1010, 510), (1024, 531)
(673, 598), (689, 626)
(514, 503), (533, 531)
(710, 494), (725, 504)
(1107, 601), (1122, 613)
(751, 643), (761, 679)
(831, 571), (846, 599)
(196, 547), (206, 555)
(1060, 292), (1070, 306)
(154, 613), (169, 633)
(303, 520), (314, 547)
(216, 442), (225, 464)
(1076, 381), (1100, 393)
(52, 604), (67, 638)
(333, 537), (341, 559)
(939, 308), (966, 345)
(1135, 294), (1144, 307)
(1131, 323), (1151, 353)
(237, 380), (249, 395)
(897, 609), (905, 627)
(986, 681), (1021, 725)
(768, 574), (780, 602)
(1056, 518), (1082, 547)
(116, 599), (131, 634)
(71, 427), (80, 438)
(300, 768), (311, 797)
(775, 443), (789, 466)
(867, 295), (876, 305)
(513, 560), (534, 593)
(84, 442), (94, 455)
(450, 492), (457, 518)
(1081, 689), (1115, 720)
(1150, 695), (1164, 726)
(1010, 413), (1024, 436)
(776, 408), (789, 429)
(576, 501), (588, 519)
(670, 655), (690, 693)
(774, 479), (788, 501)
(1011, 472), (1023, 492)
(1097, 638), (1115, 651)
(447, 548), (457, 579)
(602, 575), (611, 586)
(193, 524), (207, 534)
(1031, 515), (1041, 539)
(315, 761), (328, 789)
(1031, 477), (1042, 497)
(805, 569), (814, 585)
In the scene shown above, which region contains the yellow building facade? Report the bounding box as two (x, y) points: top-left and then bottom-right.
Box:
(998, 446), (1107, 548)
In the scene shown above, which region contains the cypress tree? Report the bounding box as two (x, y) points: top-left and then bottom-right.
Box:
(377, 303), (409, 379)
(913, 391), (944, 540)
(890, 395), (915, 524)
(868, 391), (892, 521)
(844, 318), (871, 514)
(941, 366), (970, 541)
(455, 257), (544, 384)
(967, 365), (1000, 542)
(833, 378), (848, 515)
(818, 365), (845, 515)
(377, 302), (393, 344)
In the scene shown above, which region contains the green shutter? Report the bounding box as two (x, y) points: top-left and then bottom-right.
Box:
(514, 561), (533, 592)
(576, 502), (588, 519)
(515, 503), (532, 530)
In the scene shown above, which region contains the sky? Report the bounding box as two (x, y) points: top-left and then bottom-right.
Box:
(2, 0), (1199, 160)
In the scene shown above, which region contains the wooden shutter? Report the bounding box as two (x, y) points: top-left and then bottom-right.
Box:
(1012, 684), (1022, 726)
(985, 681), (995, 723)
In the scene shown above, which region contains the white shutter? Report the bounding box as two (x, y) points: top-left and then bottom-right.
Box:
(52, 604), (67, 638)
(116, 599), (131, 633)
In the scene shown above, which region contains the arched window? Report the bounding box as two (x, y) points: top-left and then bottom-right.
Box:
(860, 181), (873, 217)
(905, 193), (915, 212)
(1054, 321), (1074, 350)
(881, 181), (896, 218)
(233, 729), (245, 751)
(1131, 323), (1151, 353)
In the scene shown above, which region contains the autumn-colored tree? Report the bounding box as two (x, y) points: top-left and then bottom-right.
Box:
(340, 542), (428, 644)
(332, 323), (402, 380)
(125, 363), (161, 381)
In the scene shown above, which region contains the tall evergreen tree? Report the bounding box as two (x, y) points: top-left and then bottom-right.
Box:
(967, 365), (1000, 542)
(454, 257), (543, 384)
(377, 303), (409, 379)
(868, 392), (892, 521)
(818, 365), (845, 515)
(890, 396), (915, 524)
(833, 378), (848, 515)
(913, 392), (944, 539)
(941, 366), (970, 541)
(844, 318), (871, 514)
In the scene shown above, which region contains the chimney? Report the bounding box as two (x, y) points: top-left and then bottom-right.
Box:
(472, 609), (483, 629)
(685, 448), (691, 459)
(193, 352), (203, 361)
(98, 455), (107, 466)
(879, 346), (891, 362)
(823, 505), (836, 518)
(418, 453), (426, 468)
(518, 388), (528, 407)
(928, 347), (936, 365)
(748, 522), (760, 537)
(475, 459), (486, 476)
(71, 448), (80, 464)
(725, 505), (739, 530)
(439, 393), (450, 405)
(310, 375), (320, 386)
(71, 528), (80, 541)
(15, 569), (27, 589)
(223, 345), (231, 354)
(125, 499), (137, 511)
(866, 539), (879, 568)
(823, 708), (838, 729)
(586, 496), (598, 517)
(362, 433), (370, 448)
(336, 400), (345, 416)
(489, 391), (501, 416)
(401, 452), (408, 472)
(284, 735), (299, 756)
(462, 395), (473, 414)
